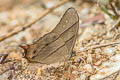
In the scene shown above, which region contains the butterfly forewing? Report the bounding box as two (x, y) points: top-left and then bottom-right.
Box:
(25, 7), (79, 64)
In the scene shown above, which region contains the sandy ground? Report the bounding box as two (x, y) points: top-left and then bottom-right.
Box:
(0, 0), (120, 80)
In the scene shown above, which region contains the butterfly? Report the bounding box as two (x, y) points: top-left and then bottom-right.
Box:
(20, 7), (79, 64)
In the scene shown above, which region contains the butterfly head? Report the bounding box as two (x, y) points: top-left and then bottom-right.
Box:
(19, 44), (37, 61)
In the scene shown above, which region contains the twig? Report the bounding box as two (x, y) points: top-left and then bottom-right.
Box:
(109, 18), (120, 32)
(110, 3), (119, 18)
(77, 41), (120, 53)
(0, 0), (70, 42)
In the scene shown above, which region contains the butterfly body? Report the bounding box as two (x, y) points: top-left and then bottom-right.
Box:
(21, 7), (79, 64)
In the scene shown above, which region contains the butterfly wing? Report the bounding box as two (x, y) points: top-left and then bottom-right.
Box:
(26, 7), (79, 64)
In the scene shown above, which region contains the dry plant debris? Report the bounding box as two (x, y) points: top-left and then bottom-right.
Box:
(0, 0), (120, 80)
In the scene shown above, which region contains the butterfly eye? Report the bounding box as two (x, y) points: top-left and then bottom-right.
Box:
(33, 50), (36, 54)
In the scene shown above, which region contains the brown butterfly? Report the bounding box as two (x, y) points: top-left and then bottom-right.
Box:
(20, 7), (79, 64)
